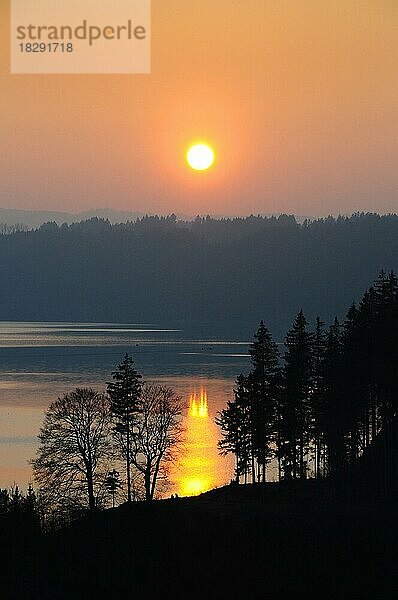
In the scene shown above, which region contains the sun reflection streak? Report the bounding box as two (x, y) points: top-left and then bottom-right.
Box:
(188, 389), (208, 418)
(175, 388), (218, 497)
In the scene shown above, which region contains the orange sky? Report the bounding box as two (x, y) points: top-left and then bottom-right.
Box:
(0, 0), (397, 216)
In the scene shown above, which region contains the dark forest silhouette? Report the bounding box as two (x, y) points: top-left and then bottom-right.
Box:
(0, 213), (397, 336)
(217, 271), (397, 489)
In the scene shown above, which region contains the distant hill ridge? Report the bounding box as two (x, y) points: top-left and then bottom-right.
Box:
(0, 212), (397, 337)
(0, 207), (147, 228)
(0, 207), (315, 229)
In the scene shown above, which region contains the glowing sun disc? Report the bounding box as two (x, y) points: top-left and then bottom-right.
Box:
(187, 144), (215, 171)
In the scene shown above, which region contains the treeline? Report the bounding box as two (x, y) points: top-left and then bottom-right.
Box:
(0, 484), (38, 520)
(217, 271), (398, 482)
(0, 213), (397, 336)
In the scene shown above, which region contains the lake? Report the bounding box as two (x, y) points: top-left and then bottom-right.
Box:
(0, 322), (251, 495)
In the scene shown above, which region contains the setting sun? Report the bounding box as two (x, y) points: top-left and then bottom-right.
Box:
(187, 144), (215, 171)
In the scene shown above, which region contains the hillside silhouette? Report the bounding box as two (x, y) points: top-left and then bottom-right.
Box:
(2, 423), (397, 599)
(0, 213), (397, 337)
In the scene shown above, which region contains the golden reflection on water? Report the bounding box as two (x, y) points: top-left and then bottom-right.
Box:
(189, 390), (209, 418)
(176, 389), (220, 497)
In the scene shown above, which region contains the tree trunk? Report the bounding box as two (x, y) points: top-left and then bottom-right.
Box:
(292, 436), (297, 479)
(262, 446), (266, 483)
(365, 406), (370, 448)
(371, 398), (377, 442)
(144, 466), (151, 502)
(277, 422), (282, 481)
(86, 466), (95, 511)
(126, 415), (132, 503)
(251, 448), (256, 484)
(299, 439), (305, 479)
(314, 440), (317, 478)
(150, 458), (162, 500)
(317, 438), (322, 478)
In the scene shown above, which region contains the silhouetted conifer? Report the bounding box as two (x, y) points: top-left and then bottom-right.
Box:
(216, 374), (252, 483)
(248, 321), (280, 482)
(321, 319), (346, 474)
(107, 354), (142, 503)
(278, 310), (314, 479)
(105, 470), (121, 508)
(311, 317), (327, 477)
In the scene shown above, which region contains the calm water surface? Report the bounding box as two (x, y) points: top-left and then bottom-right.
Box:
(0, 322), (251, 494)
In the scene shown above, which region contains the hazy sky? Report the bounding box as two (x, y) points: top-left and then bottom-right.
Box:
(0, 0), (397, 216)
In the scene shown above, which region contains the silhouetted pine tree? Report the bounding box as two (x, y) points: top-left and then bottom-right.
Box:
(311, 317), (327, 477)
(0, 489), (9, 513)
(342, 302), (362, 463)
(248, 321), (280, 482)
(279, 310), (314, 479)
(356, 286), (378, 449)
(216, 374), (251, 483)
(321, 318), (346, 475)
(105, 470), (121, 508)
(373, 271), (398, 426)
(246, 372), (258, 483)
(107, 354), (142, 503)
(10, 486), (22, 512)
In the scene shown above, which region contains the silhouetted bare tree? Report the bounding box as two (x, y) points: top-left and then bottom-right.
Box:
(32, 388), (114, 513)
(130, 384), (184, 501)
